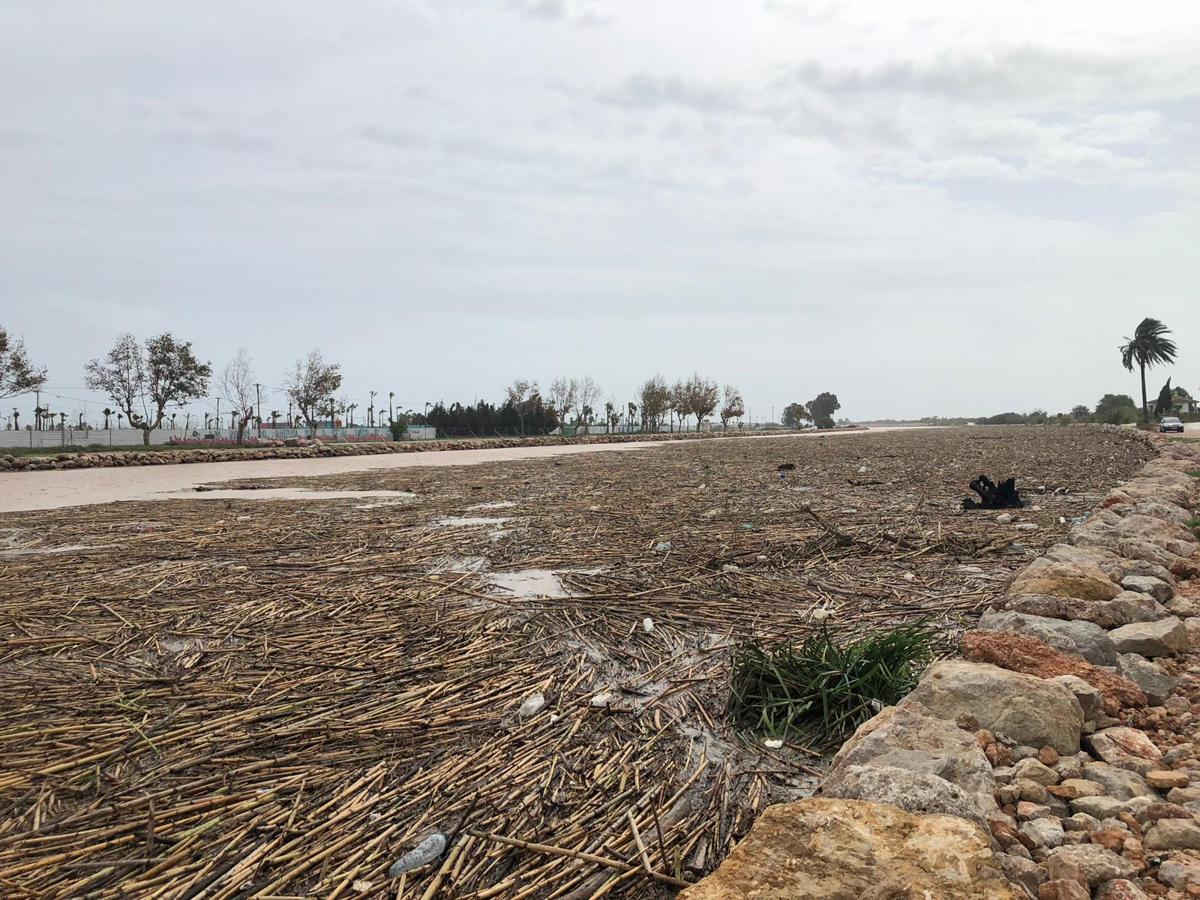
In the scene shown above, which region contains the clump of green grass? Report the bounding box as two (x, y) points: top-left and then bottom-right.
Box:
(728, 623), (938, 749)
(1188, 470), (1200, 479)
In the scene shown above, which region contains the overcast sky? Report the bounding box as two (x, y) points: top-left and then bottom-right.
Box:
(3, 0), (1199, 425)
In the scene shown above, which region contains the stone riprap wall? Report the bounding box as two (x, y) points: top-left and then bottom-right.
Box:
(684, 434), (1200, 900)
(0, 428), (813, 473)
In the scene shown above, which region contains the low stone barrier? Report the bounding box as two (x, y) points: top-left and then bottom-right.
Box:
(684, 432), (1200, 899)
(0, 428), (822, 473)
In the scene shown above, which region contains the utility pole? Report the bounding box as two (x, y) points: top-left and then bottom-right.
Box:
(369, 390), (376, 428)
(255, 383), (262, 437)
(388, 391), (394, 425)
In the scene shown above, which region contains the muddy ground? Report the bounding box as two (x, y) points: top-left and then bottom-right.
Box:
(0, 427), (1153, 897)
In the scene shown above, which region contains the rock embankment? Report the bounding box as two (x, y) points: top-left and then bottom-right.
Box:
(0, 429), (802, 473)
(684, 433), (1200, 899)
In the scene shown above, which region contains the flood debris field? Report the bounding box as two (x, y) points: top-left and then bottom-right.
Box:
(0, 427), (1153, 898)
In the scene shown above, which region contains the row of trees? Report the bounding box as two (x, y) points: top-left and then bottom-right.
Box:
(3, 327), (760, 444)
(82, 336), (352, 445)
(636, 374), (741, 432)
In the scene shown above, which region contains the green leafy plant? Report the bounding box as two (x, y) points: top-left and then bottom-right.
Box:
(728, 623), (938, 749)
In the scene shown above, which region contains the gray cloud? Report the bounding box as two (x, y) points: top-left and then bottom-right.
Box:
(1, 1), (1199, 425)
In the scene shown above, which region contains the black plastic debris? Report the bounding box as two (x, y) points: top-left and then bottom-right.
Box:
(961, 475), (1024, 510)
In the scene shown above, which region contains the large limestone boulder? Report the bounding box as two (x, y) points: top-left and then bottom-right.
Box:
(1046, 542), (1176, 584)
(1073, 511), (1197, 560)
(977, 610), (1117, 665)
(994, 592), (1164, 629)
(1121, 574), (1173, 604)
(1009, 559), (1122, 602)
(821, 765), (987, 826)
(904, 660), (1084, 753)
(1108, 617), (1189, 657)
(822, 703), (996, 821)
(678, 798), (1020, 900)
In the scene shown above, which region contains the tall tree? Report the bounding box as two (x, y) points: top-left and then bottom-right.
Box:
(1154, 378), (1174, 419)
(782, 402), (809, 428)
(1120, 317), (1178, 423)
(286, 350), (342, 437)
(685, 374), (720, 431)
(720, 384), (745, 430)
(548, 376), (578, 428)
(670, 379), (689, 431)
(574, 376), (602, 424)
(0, 326), (47, 399)
(808, 392), (841, 429)
(85, 333), (211, 445)
(504, 379), (539, 435)
(220, 348), (257, 445)
(639, 375), (670, 432)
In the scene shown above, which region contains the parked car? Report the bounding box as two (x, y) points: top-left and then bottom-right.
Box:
(1159, 416), (1185, 433)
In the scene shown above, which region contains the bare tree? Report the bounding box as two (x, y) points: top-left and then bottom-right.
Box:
(573, 376), (602, 423)
(0, 326), (46, 399)
(505, 378), (539, 435)
(220, 348), (256, 445)
(548, 376), (578, 428)
(85, 333), (211, 445)
(638, 375), (671, 432)
(286, 350), (343, 437)
(686, 374), (720, 431)
(720, 384), (745, 430)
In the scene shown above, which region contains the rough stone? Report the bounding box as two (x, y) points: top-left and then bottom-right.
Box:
(1146, 770), (1189, 790)
(1121, 575), (1174, 604)
(1049, 675), (1106, 722)
(677, 798), (1020, 900)
(1167, 595), (1200, 618)
(1158, 855), (1200, 889)
(1015, 758), (1062, 786)
(996, 593), (1154, 629)
(1021, 816), (1065, 849)
(1082, 763), (1156, 801)
(1070, 796), (1126, 819)
(1048, 779), (1105, 801)
(1045, 844), (1137, 885)
(998, 852), (1046, 896)
(1144, 818), (1200, 851)
(1011, 559), (1124, 602)
(904, 661), (1084, 754)
(962, 631), (1146, 716)
(1108, 617), (1189, 657)
(978, 610), (1119, 665)
(822, 764), (988, 825)
(823, 703), (998, 818)
(1086, 729), (1163, 764)
(1039, 879), (1090, 900)
(1117, 654), (1178, 706)
(1094, 879), (1150, 899)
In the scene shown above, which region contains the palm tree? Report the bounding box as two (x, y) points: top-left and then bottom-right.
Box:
(102, 407), (112, 429)
(1121, 317), (1178, 423)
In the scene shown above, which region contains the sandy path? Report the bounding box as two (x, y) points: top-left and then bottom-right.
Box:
(0, 429), (911, 512)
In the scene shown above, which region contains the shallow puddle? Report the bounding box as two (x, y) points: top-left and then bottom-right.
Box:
(161, 488), (417, 502)
(434, 516), (514, 528)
